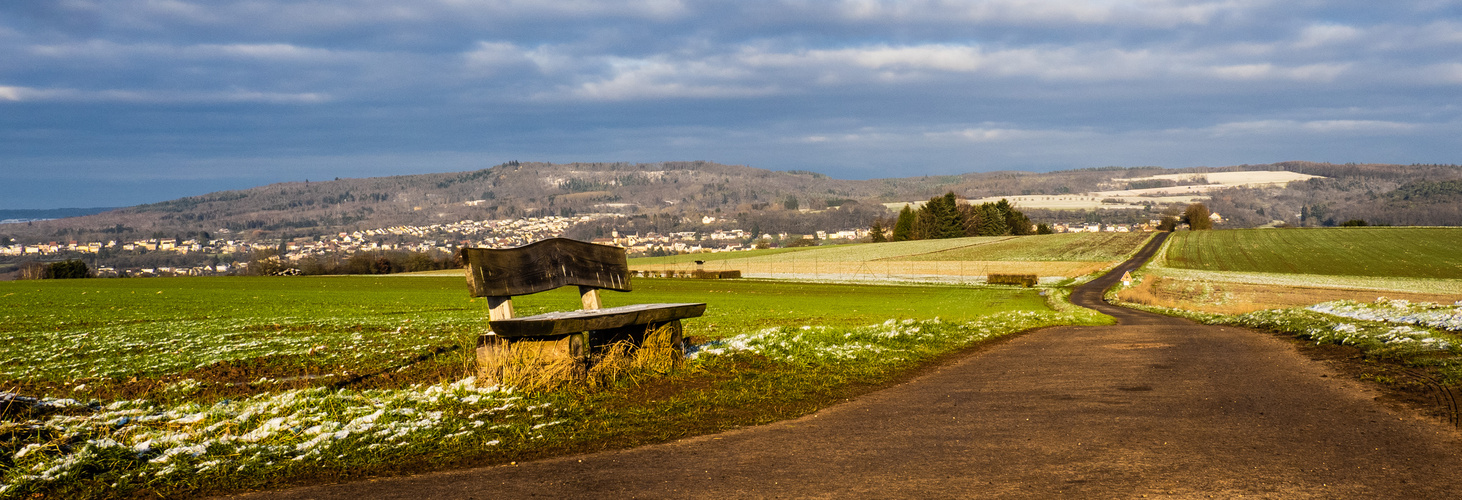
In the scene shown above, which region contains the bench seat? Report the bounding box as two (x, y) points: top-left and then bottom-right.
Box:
(489, 302), (706, 338)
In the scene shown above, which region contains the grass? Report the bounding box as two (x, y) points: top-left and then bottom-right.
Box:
(1162, 227), (1462, 278)
(0, 276), (485, 393)
(0, 274), (1102, 498)
(904, 232), (1151, 262)
(628, 233), (1154, 280)
(629, 237), (1012, 266)
(625, 245), (824, 266)
(0, 276), (1041, 396)
(1113, 289), (1462, 384)
(1109, 226), (1462, 397)
(621, 278), (1048, 332)
(1128, 227), (1462, 313)
(1118, 274), (1460, 315)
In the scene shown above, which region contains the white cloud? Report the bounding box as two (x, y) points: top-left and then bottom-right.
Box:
(1205, 62), (1349, 82)
(1418, 62), (1462, 84)
(0, 85), (328, 104)
(791, 44), (1164, 81)
(549, 37), (1374, 102)
(50, 0), (694, 34)
(1209, 119), (1418, 136)
(0, 85), (70, 101)
(202, 43), (339, 61)
(1295, 23), (1363, 48)
(787, 124), (1090, 146)
(28, 39), (347, 62)
(566, 56), (779, 100)
(462, 41), (538, 74)
(0, 86), (25, 101)
(923, 126), (1083, 143)
(828, 0), (1252, 27)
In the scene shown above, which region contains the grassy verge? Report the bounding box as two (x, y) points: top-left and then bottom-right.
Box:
(1, 276), (1104, 498)
(1107, 257), (1462, 386)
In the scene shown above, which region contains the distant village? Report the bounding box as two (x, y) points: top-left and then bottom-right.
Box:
(1, 208), (1203, 278)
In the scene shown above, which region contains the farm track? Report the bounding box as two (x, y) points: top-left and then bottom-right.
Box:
(244, 233), (1462, 499)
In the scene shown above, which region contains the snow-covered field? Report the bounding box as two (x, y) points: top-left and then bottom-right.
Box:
(2, 307), (1094, 497)
(1143, 267), (1462, 295)
(1, 379), (546, 495)
(1308, 298), (1462, 335)
(1224, 300), (1462, 353)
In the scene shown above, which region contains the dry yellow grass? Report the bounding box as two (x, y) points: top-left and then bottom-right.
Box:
(476, 322), (686, 392)
(476, 336), (583, 393)
(587, 322), (683, 388)
(1118, 275), (1460, 314)
(631, 260), (1112, 279)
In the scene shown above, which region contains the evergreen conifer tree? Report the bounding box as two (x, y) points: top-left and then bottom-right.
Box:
(892, 206), (915, 241)
(978, 203), (1009, 236)
(937, 192), (963, 238)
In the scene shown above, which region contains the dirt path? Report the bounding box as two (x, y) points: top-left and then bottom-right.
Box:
(246, 233), (1462, 499)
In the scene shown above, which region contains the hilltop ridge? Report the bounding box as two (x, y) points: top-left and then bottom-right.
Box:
(2, 161), (1460, 247)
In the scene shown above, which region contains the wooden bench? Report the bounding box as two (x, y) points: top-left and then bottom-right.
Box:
(460, 238), (706, 386)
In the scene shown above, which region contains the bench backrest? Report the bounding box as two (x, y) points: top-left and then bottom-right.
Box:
(460, 238), (632, 298)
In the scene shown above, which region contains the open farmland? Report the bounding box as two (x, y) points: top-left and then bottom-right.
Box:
(1162, 227), (1462, 278)
(1113, 229), (1462, 388)
(1120, 227), (1462, 313)
(0, 277), (1047, 395)
(630, 237), (1006, 265)
(906, 232), (1151, 262)
(0, 275), (1099, 498)
(630, 232), (1153, 283)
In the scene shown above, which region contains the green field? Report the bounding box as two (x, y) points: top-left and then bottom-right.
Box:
(1, 273), (1101, 498)
(1162, 227), (1462, 279)
(0, 276), (1044, 390)
(1121, 227), (1462, 390)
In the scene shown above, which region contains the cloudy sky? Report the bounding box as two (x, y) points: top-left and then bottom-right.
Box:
(3, 0), (1461, 208)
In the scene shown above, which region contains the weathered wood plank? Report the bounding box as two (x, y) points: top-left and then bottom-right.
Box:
(487, 296), (515, 321)
(489, 302), (707, 337)
(579, 286), (601, 310)
(461, 238), (632, 297)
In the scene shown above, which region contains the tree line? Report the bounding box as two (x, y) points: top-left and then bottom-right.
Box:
(868, 193), (1044, 242)
(17, 259), (91, 280)
(247, 249), (459, 276)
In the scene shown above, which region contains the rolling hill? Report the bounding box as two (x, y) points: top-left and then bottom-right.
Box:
(2, 161), (1460, 246)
